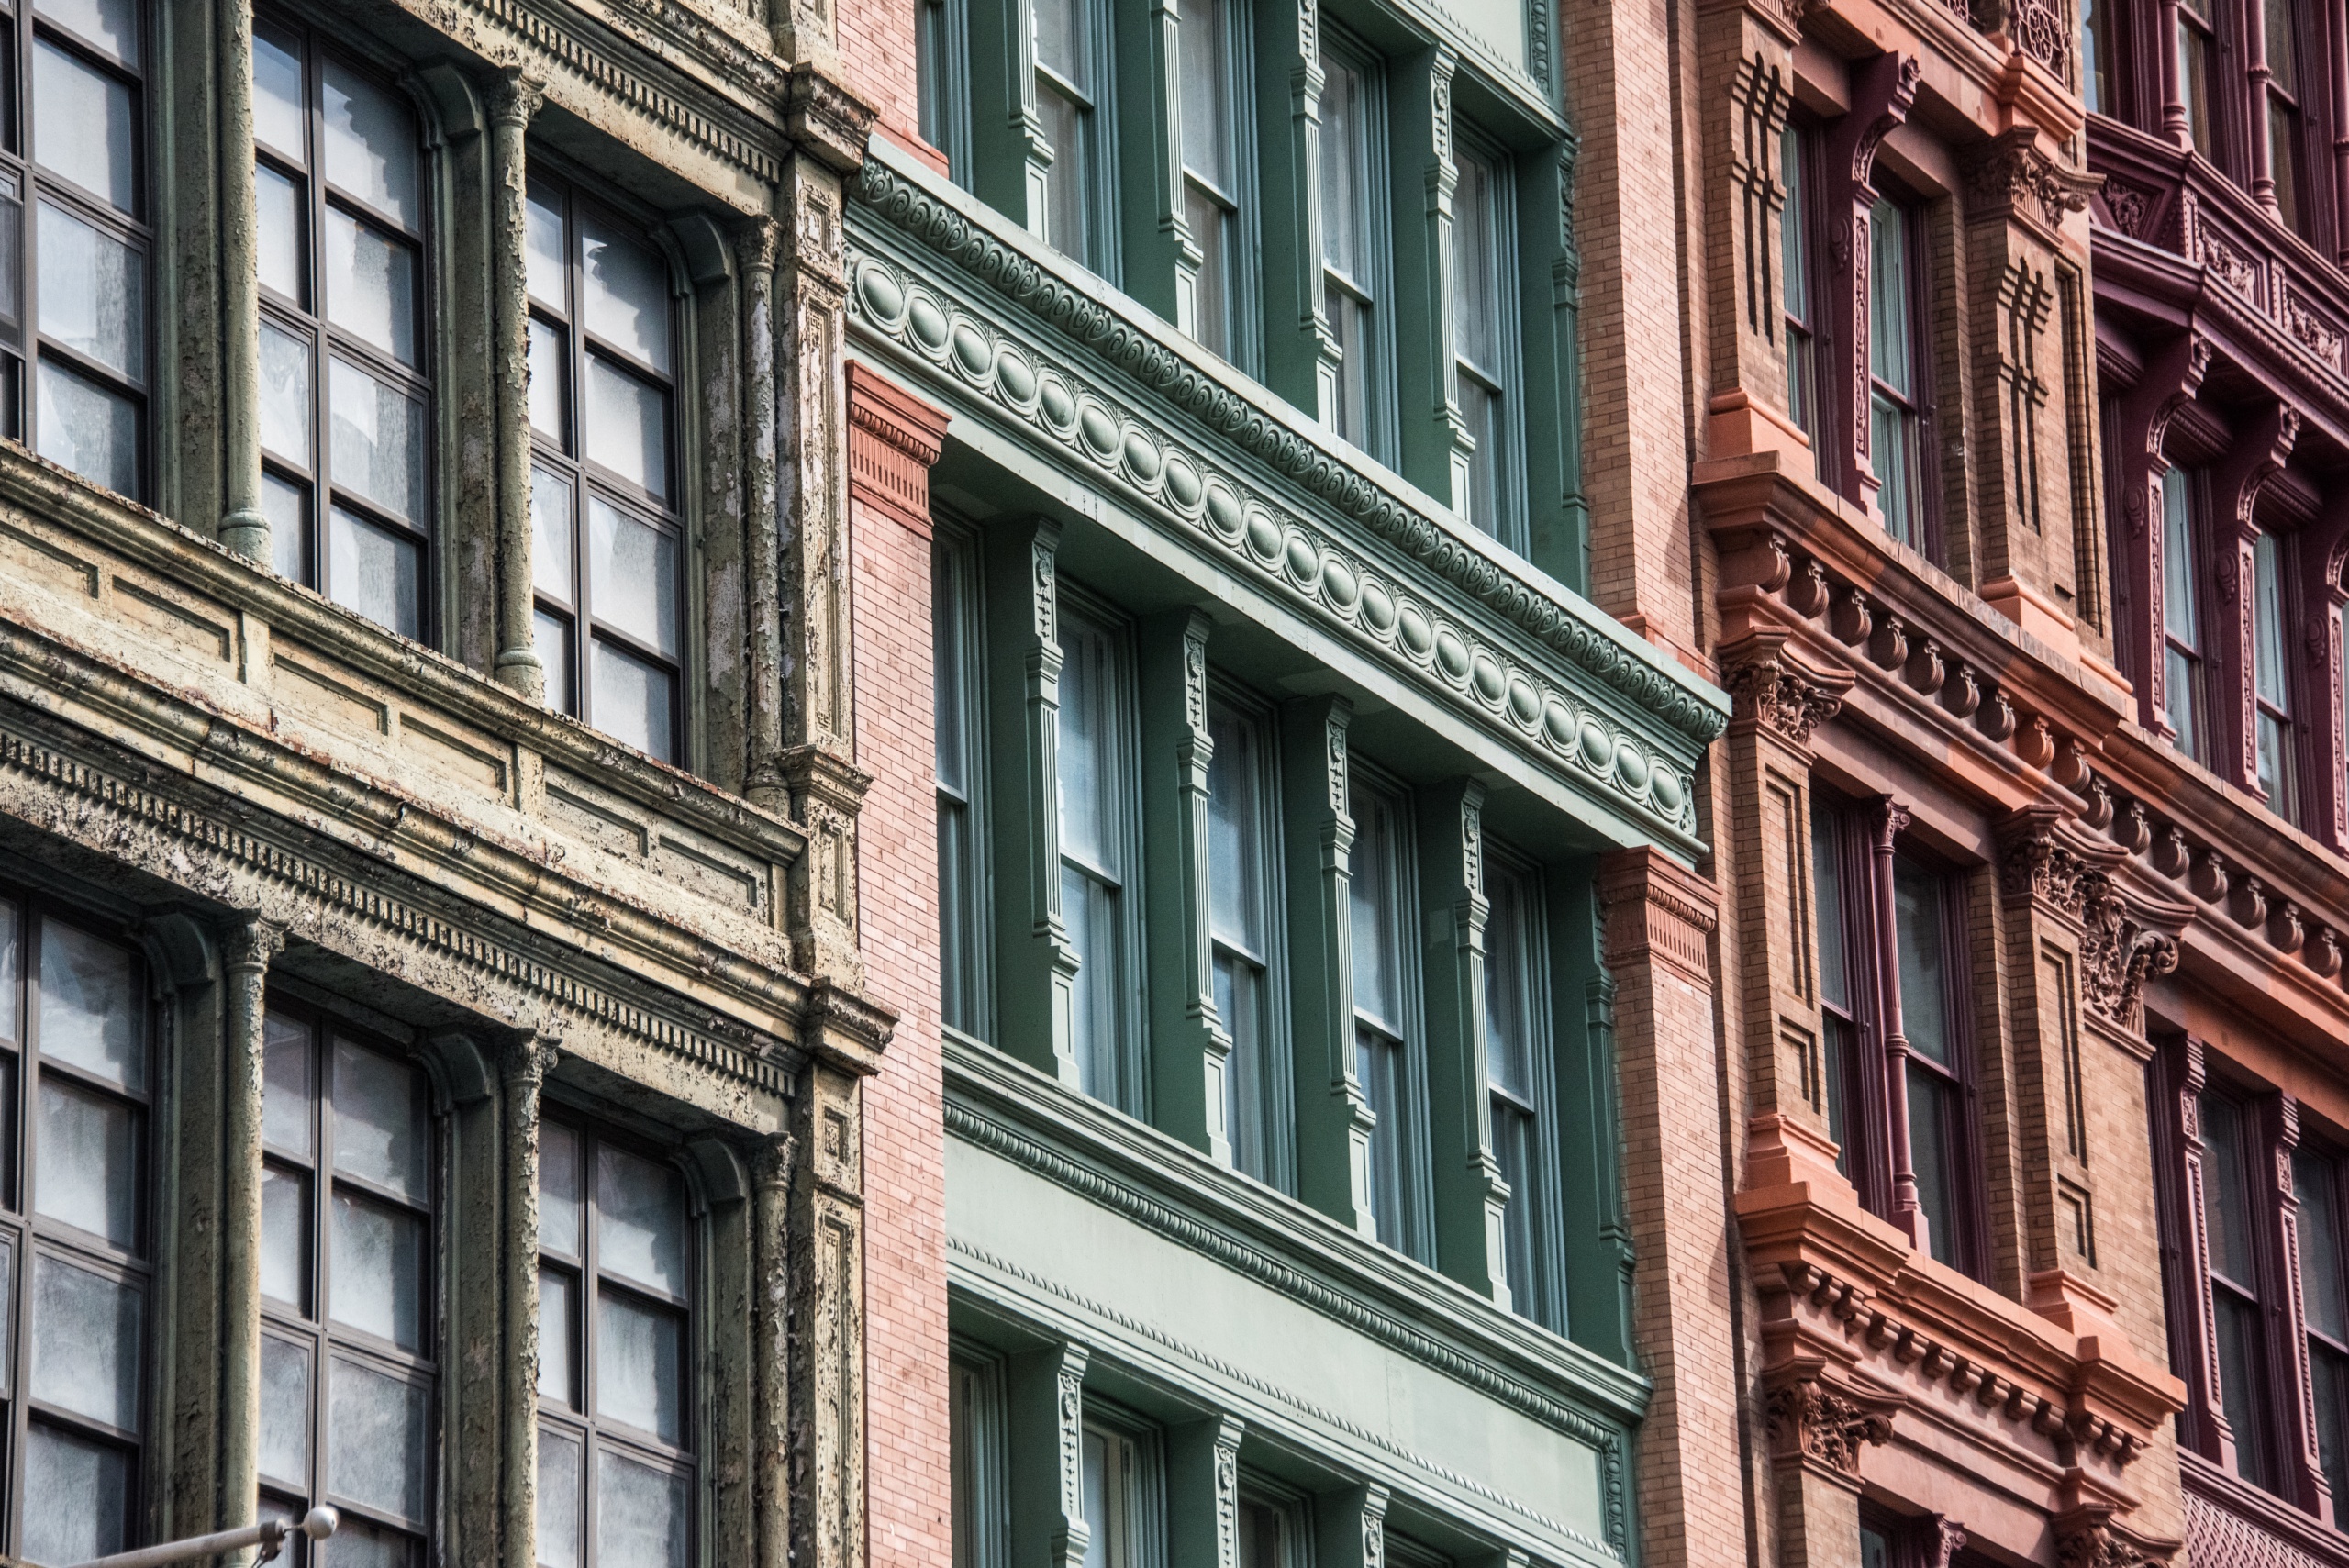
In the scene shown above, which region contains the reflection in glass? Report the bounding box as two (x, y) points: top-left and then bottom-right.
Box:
(596, 1289), (683, 1443)
(328, 1356), (428, 1521)
(33, 42), (137, 213)
(22, 1423), (129, 1566)
(259, 322), (313, 465)
(260, 1334), (312, 1485)
(32, 1255), (142, 1429)
(328, 507), (421, 640)
(535, 1429), (584, 1568)
(596, 1144), (685, 1296)
(588, 496), (678, 655)
(320, 62), (417, 227)
(329, 1192), (424, 1351)
(38, 923), (139, 1087)
(332, 1038), (424, 1198)
(597, 1449), (689, 1568)
(592, 641), (674, 763)
(328, 359), (425, 521)
(323, 208), (416, 365)
(37, 361), (139, 495)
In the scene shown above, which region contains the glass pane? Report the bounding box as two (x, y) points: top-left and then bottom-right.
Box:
(529, 319), (567, 447)
(2298, 1152), (2347, 1341)
(1217, 954), (1264, 1181)
(2267, 0), (2299, 93)
(1178, 0), (1226, 185)
(324, 207), (417, 365)
(328, 1356), (428, 1521)
(0, 181), (14, 326)
(580, 218), (669, 373)
(257, 164), (304, 302)
(1348, 787), (1398, 1029)
(320, 62), (416, 228)
(1062, 867), (1119, 1103)
(37, 0), (139, 62)
(265, 473), (308, 583)
(597, 1449), (690, 1568)
(35, 1079), (135, 1246)
(535, 1429), (584, 1568)
(1055, 611), (1120, 873)
(1185, 185), (1227, 358)
(32, 1254), (141, 1429)
(1458, 375), (1498, 534)
(536, 611), (573, 713)
(1206, 704), (1263, 953)
(332, 1038), (423, 1198)
(21, 1422), (130, 1566)
(1483, 869), (1529, 1099)
(526, 184), (567, 311)
(1810, 804), (1845, 1008)
(1891, 858), (1950, 1065)
(252, 30), (304, 161)
(2254, 531), (2290, 710)
(37, 200), (143, 379)
(327, 507), (421, 640)
(36, 359), (139, 495)
(588, 496), (678, 656)
(327, 359), (425, 520)
(1318, 55), (1362, 282)
(1033, 0), (1085, 83)
(1868, 198), (1911, 395)
(1452, 150), (1497, 373)
(32, 41), (136, 212)
(1872, 392), (1913, 546)
(1237, 1500), (1284, 1568)
(596, 1143), (685, 1296)
(262, 1164), (306, 1309)
(584, 355), (668, 498)
(537, 1266), (576, 1407)
(0, 902), (17, 1041)
(1328, 284), (1369, 448)
(259, 320), (313, 465)
(1081, 1429), (1108, 1568)
(539, 1120), (582, 1254)
(2162, 468), (2199, 642)
(1779, 123), (1807, 322)
(259, 1334), (311, 1486)
(590, 639), (675, 762)
(2203, 1093), (2256, 1284)
(595, 1290), (683, 1444)
(1037, 84), (1085, 261)
(1359, 1028), (1406, 1250)
(2165, 642), (2201, 762)
(322, 1518), (410, 1568)
(529, 465), (574, 604)
(330, 1191), (425, 1351)
(2216, 1289), (2270, 1486)
(1495, 1098), (1535, 1314)
(2318, 1346), (2349, 1511)
(1907, 1062), (1956, 1267)
(264, 1013), (313, 1154)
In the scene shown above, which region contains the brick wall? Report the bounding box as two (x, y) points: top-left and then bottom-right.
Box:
(834, 0), (934, 172)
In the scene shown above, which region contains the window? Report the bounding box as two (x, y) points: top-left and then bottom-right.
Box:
(2179, 0), (2215, 157)
(2296, 1148), (2349, 1512)
(1032, 0), (1103, 263)
(936, 524), (989, 1040)
(252, 25), (431, 639)
(2253, 529), (2297, 822)
(1349, 777), (1426, 1259)
(524, 175), (685, 765)
(2266, 0), (2304, 230)
(1319, 33), (1389, 456)
(2081, 0), (2111, 114)
(1780, 122), (1816, 444)
(1809, 800), (1858, 1181)
(2162, 467), (2208, 762)
(2201, 1090), (2277, 1491)
(1057, 599), (1139, 1109)
(917, 0), (970, 182)
(1234, 1485), (1302, 1568)
(1484, 854), (1554, 1328)
(257, 1011), (436, 1568)
(536, 1121), (696, 1568)
(1866, 195), (1925, 550)
(1207, 696), (1280, 1184)
(0, 904), (153, 1565)
(1078, 1413), (1158, 1568)
(13, 0), (150, 497)
(1892, 856), (1969, 1272)
(1452, 137), (1520, 548)
(947, 1348), (1006, 1568)
(1178, 0), (1247, 361)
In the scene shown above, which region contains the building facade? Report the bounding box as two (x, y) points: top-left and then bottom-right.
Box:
(0, 0), (943, 1560)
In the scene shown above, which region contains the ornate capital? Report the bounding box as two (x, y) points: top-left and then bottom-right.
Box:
(488, 69), (546, 131)
(2080, 886), (2185, 1033)
(1720, 636), (1853, 748)
(1965, 128), (2095, 230)
(783, 63), (876, 174)
(1764, 1377), (1893, 1477)
(498, 1029), (560, 1086)
(1994, 807), (2118, 920)
(2055, 1523), (2149, 1568)
(734, 215), (782, 279)
(221, 916), (284, 974)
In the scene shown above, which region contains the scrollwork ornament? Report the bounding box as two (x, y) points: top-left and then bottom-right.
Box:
(1723, 655), (1845, 746)
(1765, 1378), (1892, 1474)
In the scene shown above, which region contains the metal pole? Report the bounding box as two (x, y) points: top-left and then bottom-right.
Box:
(68, 1506), (337, 1568)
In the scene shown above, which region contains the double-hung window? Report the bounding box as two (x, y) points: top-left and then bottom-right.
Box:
(2200, 1090), (2277, 1491)
(1207, 696), (1279, 1184)
(1349, 777), (1426, 1259)
(1031, 0), (1101, 263)
(1056, 599), (1138, 1109)
(1452, 137), (1520, 549)
(1866, 195), (1925, 550)
(935, 523), (990, 1040)
(252, 27), (432, 639)
(1078, 1411), (1158, 1568)
(0, 905), (152, 1565)
(1483, 853), (1554, 1327)
(525, 176), (685, 765)
(1891, 856), (1970, 1273)
(2296, 1146), (2349, 1511)
(2081, 0), (2112, 113)
(1178, 0), (1246, 361)
(1779, 122), (1816, 445)
(947, 1346), (1007, 1568)
(536, 1121), (696, 1568)
(2178, 0), (2216, 157)
(2253, 529), (2298, 822)
(2265, 0), (2304, 230)
(258, 1012), (436, 1568)
(1234, 1486), (1300, 1568)
(1809, 800), (1860, 1179)
(2162, 467), (2208, 762)
(1319, 35), (1388, 455)
(916, 0), (971, 183)
(17, 0), (150, 498)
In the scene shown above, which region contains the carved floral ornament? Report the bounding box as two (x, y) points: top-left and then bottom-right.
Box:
(1965, 130), (2096, 231)
(2055, 1521), (2154, 1568)
(1720, 641), (1852, 745)
(1764, 1377), (1894, 1474)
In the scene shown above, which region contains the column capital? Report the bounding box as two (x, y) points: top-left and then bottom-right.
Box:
(1718, 630), (1852, 751)
(220, 915), (284, 974)
(488, 68), (547, 130)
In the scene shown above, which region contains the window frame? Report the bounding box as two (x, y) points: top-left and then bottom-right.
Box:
(1779, 116), (1820, 452)
(1887, 849), (1987, 1278)
(1348, 762), (1433, 1263)
(1449, 121), (1526, 554)
(936, 516), (995, 1045)
(2262, 0), (2306, 231)
(1205, 679), (1292, 1191)
(2198, 1083), (2281, 1492)
(1481, 840), (1564, 1331)
(1077, 1400), (1164, 1568)
(948, 1338), (1009, 1568)
(2177, 0), (2218, 160)
(917, 0), (974, 185)
(2293, 1140), (2349, 1515)
(1175, 0), (1258, 369)
(2251, 525), (2299, 824)
(1054, 583), (1148, 1116)
(2161, 464), (2210, 763)
(1318, 23), (1396, 462)
(1030, 0), (1115, 271)
(1865, 187), (1933, 555)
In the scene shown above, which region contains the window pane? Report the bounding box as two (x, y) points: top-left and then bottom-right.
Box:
(1033, 0), (1085, 87)
(1483, 870), (1529, 1099)
(1907, 1062), (1957, 1267)
(1349, 787), (1399, 1029)
(256, 164), (304, 302)
(36, 359), (139, 495)
(1206, 705), (1263, 953)
(1495, 1098), (1535, 1310)
(2202, 1093), (2256, 1284)
(37, 201), (143, 380)
(536, 1429), (584, 1568)
(1327, 282), (1370, 447)
(320, 62), (417, 228)
(587, 496), (678, 656)
(584, 355), (669, 498)
(2162, 469), (2199, 642)
(328, 359), (425, 521)
(596, 1449), (689, 1568)
(0, 180), (15, 327)
(1056, 612), (1115, 873)
(1891, 859), (1950, 1065)
(1359, 1029), (1407, 1250)
(539, 1121), (582, 1255)
(259, 320), (312, 465)
(329, 1192), (425, 1351)
(37, 1079), (136, 1247)
(332, 1039), (424, 1198)
(596, 1143), (685, 1296)
(32, 41), (136, 213)
(1217, 953), (1265, 1181)
(526, 184), (566, 311)
(1810, 805), (1845, 1008)
(1062, 866), (1119, 1102)
(327, 507), (421, 639)
(0, 903), (18, 1042)
(328, 1356), (428, 1521)
(580, 218), (670, 373)
(39, 922), (140, 1089)
(263, 1013), (313, 1154)
(1179, 0), (1227, 185)
(259, 1334), (311, 1486)
(324, 208), (417, 365)
(1872, 392), (1914, 547)
(590, 639), (676, 762)
(1458, 375), (1498, 534)
(1780, 124), (1808, 323)
(1237, 1500), (1284, 1568)
(1452, 150), (1497, 373)
(529, 320), (567, 447)
(1185, 185), (1227, 358)
(261, 1164), (306, 1309)
(537, 1266), (576, 1407)
(32, 1254), (141, 1429)
(252, 30), (304, 161)
(2299, 1153), (2347, 1341)
(2317, 1346), (2349, 1512)
(21, 1422), (130, 1566)
(2165, 641), (2201, 761)
(536, 612), (573, 714)
(1319, 56), (1363, 284)
(1081, 1429), (1108, 1568)
(2215, 1289), (2270, 1486)
(265, 472), (308, 581)
(1037, 84), (1085, 261)
(38, 0), (139, 63)
(528, 465), (575, 605)
(1867, 199), (1910, 396)
(326, 1518), (412, 1568)
(595, 1290), (683, 1444)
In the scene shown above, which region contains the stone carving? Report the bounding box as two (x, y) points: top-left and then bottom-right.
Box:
(1722, 651), (1847, 745)
(2080, 884), (2181, 1032)
(2193, 220), (2262, 302)
(2056, 1524), (2148, 1568)
(2006, 0), (2074, 83)
(1765, 1378), (1892, 1474)
(1966, 130), (2093, 229)
(1998, 827), (2099, 918)
(2100, 176), (2154, 237)
(2285, 294), (2346, 368)
(1929, 1518), (1969, 1568)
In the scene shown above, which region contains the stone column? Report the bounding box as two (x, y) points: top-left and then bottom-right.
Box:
(2266, 1093), (2334, 1523)
(1008, 1340), (1092, 1568)
(1417, 779), (1508, 1305)
(1819, 52), (1919, 517)
(751, 1134), (793, 1568)
(740, 217), (786, 804)
(490, 72), (547, 701)
(1168, 1414), (1244, 1568)
(790, 1062), (866, 1568)
(500, 1034), (557, 1568)
(1865, 796), (1925, 1249)
(1598, 847), (1740, 1568)
(1387, 48), (1470, 512)
(217, 917), (282, 1562)
(2158, 1036), (2243, 1470)
(217, 0), (265, 561)
(1281, 695), (1373, 1236)
(1141, 609), (1228, 1160)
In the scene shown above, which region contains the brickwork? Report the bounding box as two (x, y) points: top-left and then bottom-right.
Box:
(834, 0), (929, 172)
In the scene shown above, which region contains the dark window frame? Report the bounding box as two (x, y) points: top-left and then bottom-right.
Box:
(1865, 183), (1937, 558)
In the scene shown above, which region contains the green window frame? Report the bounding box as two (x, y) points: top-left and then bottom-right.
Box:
(1176, 0), (1255, 366)
(1483, 843), (1564, 1330)
(1078, 1403), (1163, 1568)
(936, 517), (994, 1043)
(948, 1340), (1009, 1568)
(1451, 125), (1525, 552)
(1349, 767), (1431, 1262)
(1319, 24), (1394, 462)
(1057, 586), (1147, 1114)
(1206, 683), (1290, 1190)
(1032, 0), (1114, 268)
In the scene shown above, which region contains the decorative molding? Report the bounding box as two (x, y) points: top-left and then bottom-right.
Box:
(1720, 639), (1852, 746)
(2079, 884), (2184, 1033)
(1598, 847), (1719, 988)
(845, 361), (952, 539)
(1763, 1376), (1893, 1475)
(2056, 1523), (2151, 1568)
(1965, 129), (2096, 231)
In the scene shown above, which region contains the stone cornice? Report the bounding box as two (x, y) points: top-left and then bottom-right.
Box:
(846, 145), (1726, 856)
